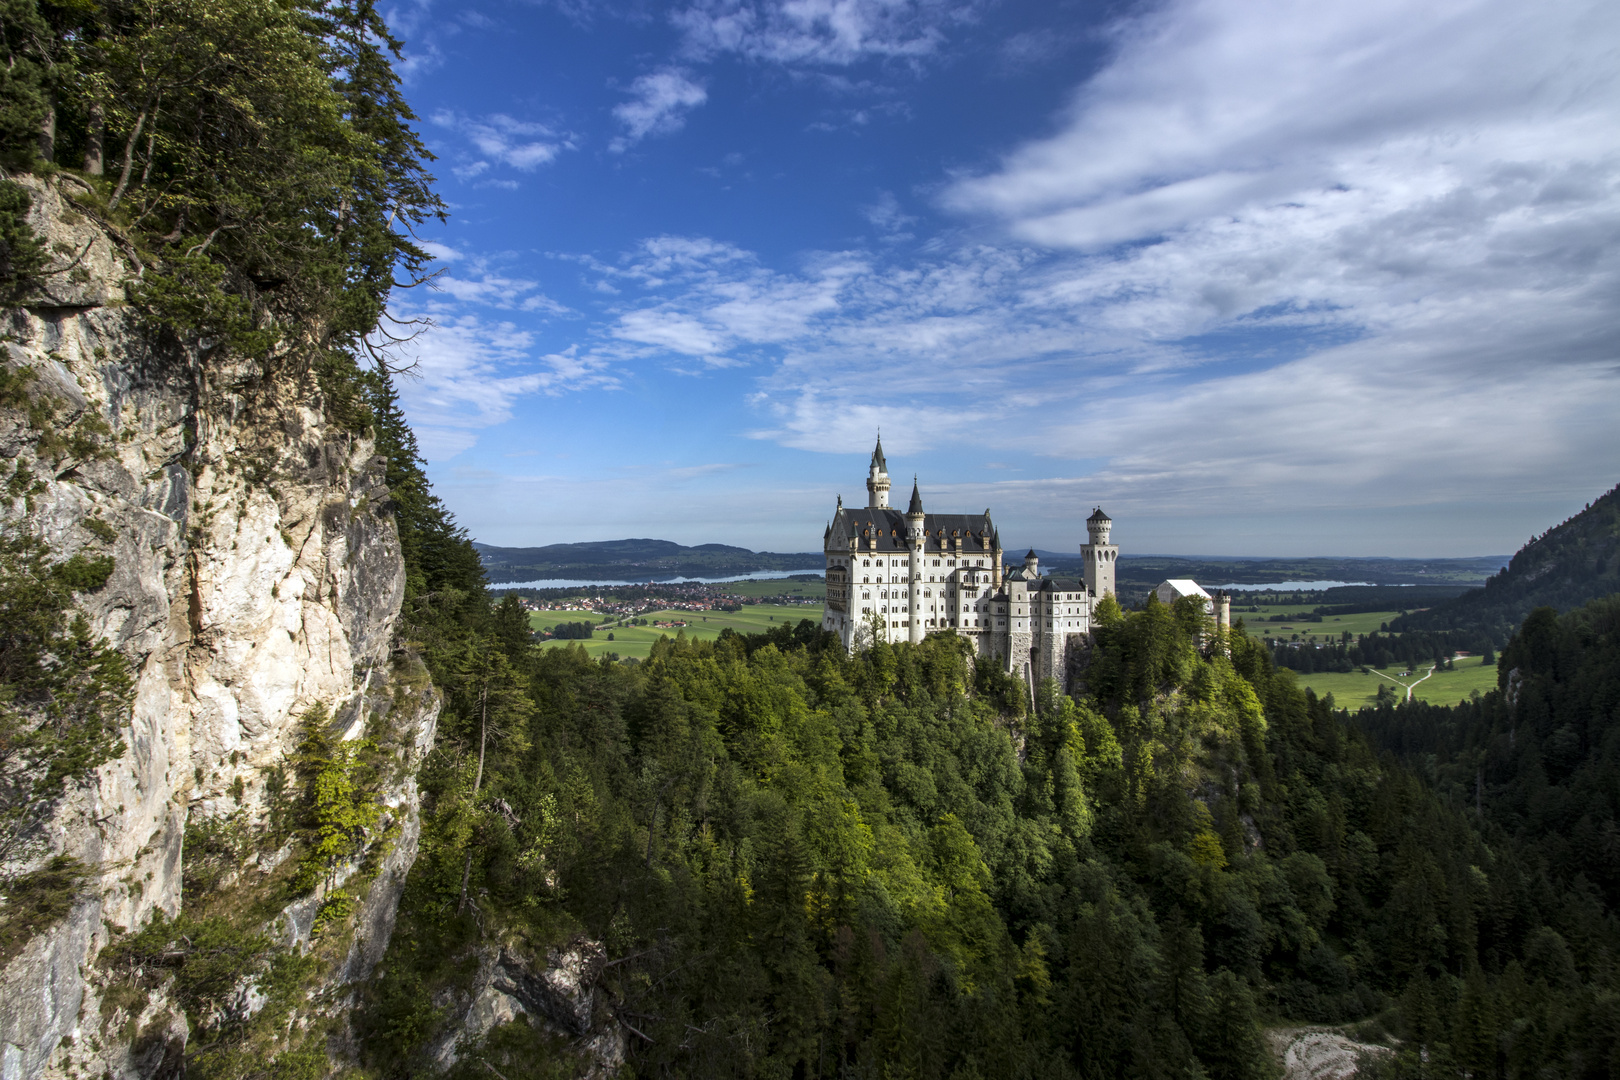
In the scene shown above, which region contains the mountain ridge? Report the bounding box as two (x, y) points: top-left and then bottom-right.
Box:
(1389, 482), (1620, 643)
(473, 538), (824, 582)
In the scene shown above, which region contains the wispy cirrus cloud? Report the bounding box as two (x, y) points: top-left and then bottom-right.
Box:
(431, 110), (576, 179)
(419, 244), (574, 315)
(673, 0), (983, 65)
(610, 69), (708, 151)
(385, 312), (619, 459)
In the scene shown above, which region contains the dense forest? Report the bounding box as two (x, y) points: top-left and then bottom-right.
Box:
(353, 395), (1620, 1077)
(1265, 629), (1494, 676)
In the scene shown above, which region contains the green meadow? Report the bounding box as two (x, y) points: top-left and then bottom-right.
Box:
(726, 578), (826, 600)
(528, 609), (602, 632)
(1232, 604), (1405, 640)
(532, 603), (826, 659)
(1289, 658), (1501, 711)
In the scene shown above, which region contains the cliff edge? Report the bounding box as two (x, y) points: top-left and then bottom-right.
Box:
(0, 173), (435, 1080)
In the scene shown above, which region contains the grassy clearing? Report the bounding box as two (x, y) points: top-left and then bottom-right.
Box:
(1233, 605), (1405, 640)
(535, 603), (827, 660)
(726, 578), (826, 600)
(1289, 658), (1501, 711)
(528, 609), (601, 632)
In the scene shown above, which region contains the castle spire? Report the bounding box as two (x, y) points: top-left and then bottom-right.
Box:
(866, 434), (891, 509)
(907, 477), (924, 515)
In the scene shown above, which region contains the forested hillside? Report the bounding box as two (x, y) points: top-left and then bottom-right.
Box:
(1356, 593), (1620, 1077)
(1390, 485), (1620, 645)
(473, 539), (822, 584)
(359, 452), (1620, 1078)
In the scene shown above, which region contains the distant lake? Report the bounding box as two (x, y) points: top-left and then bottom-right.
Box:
(490, 569), (824, 590)
(1215, 580), (1378, 591)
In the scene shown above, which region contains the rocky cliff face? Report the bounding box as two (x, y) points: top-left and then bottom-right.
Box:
(0, 175), (435, 1080)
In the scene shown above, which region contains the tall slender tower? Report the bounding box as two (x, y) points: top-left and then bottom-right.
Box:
(1082, 507), (1117, 600)
(906, 479), (925, 643)
(866, 437), (891, 509)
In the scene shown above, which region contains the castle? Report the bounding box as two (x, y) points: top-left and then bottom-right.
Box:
(821, 438), (1126, 688)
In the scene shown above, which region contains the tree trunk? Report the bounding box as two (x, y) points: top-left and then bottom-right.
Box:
(84, 100), (105, 176)
(37, 93), (55, 163)
(107, 111), (147, 211)
(473, 683), (488, 795)
(459, 681), (490, 914)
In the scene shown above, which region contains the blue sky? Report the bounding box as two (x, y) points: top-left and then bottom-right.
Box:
(381, 0), (1620, 557)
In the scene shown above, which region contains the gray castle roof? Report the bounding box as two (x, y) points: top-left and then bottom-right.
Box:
(871, 437), (887, 471)
(1088, 506), (1111, 523)
(827, 505), (1001, 554)
(907, 479), (924, 514)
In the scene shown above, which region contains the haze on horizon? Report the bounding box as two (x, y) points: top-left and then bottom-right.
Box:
(384, 0), (1620, 559)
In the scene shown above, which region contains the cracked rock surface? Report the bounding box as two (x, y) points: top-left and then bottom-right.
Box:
(0, 174), (427, 1080)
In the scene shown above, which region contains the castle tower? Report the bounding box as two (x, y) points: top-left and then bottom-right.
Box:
(906, 479), (925, 644)
(866, 437), (891, 509)
(1024, 548), (1039, 577)
(1082, 507), (1117, 600)
(1212, 590), (1231, 654)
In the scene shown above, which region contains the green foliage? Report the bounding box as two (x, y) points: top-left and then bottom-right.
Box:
(0, 853), (85, 967)
(1352, 593), (1620, 1075)
(0, 360), (115, 471)
(0, 533), (130, 864)
(51, 550), (113, 589)
(0, 0), (445, 422)
(289, 703), (383, 896)
(103, 908), (323, 1080)
(0, 179), (47, 292)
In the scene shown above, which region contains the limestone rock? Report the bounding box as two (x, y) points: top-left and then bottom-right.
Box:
(0, 174), (425, 1080)
(429, 941), (626, 1078)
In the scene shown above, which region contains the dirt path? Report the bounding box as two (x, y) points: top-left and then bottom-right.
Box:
(1370, 663), (1438, 701)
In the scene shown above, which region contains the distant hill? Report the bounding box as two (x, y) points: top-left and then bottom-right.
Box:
(474, 538), (823, 583)
(1034, 552), (1504, 604)
(1389, 483), (1620, 644)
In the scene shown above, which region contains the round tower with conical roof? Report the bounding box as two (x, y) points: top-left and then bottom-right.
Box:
(866, 436), (891, 509)
(1082, 507), (1117, 602)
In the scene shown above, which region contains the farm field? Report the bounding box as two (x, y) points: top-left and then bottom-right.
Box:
(1232, 605), (1405, 640)
(528, 609), (601, 632)
(727, 578), (825, 600)
(1288, 658), (1500, 710)
(534, 603), (826, 660)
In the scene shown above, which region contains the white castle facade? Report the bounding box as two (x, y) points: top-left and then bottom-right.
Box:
(821, 439), (1124, 688)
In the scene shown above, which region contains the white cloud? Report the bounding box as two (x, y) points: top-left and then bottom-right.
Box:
(610, 69), (708, 151)
(387, 314), (619, 459)
(673, 0), (981, 65)
(719, 0), (1620, 517)
(599, 238), (864, 364)
(432, 110), (575, 177)
(434, 271), (572, 315)
(861, 190), (915, 239)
